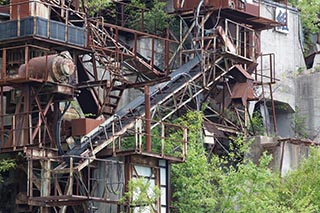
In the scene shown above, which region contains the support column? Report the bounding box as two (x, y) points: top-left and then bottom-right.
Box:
(144, 85), (151, 152)
(40, 159), (51, 213)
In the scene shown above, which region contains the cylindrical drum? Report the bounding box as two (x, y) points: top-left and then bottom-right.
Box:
(18, 51), (75, 83)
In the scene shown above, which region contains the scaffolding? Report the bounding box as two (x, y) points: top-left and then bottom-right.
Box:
(0, 0), (288, 212)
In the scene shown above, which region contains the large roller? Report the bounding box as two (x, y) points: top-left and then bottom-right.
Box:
(18, 51), (75, 83)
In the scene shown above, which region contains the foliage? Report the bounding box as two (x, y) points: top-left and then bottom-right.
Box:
(171, 110), (320, 212)
(280, 147), (320, 213)
(0, 159), (15, 183)
(120, 177), (161, 212)
(86, 0), (111, 16)
(215, 152), (290, 213)
(127, 0), (171, 35)
(288, 0), (320, 53)
(171, 111), (218, 212)
(120, 124), (184, 158)
(249, 111), (265, 135)
(125, 0), (146, 31)
(291, 107), (308, 138)
(144, 1), (170, 35)
(288, 0), (320, 34)
(0, 0), (8, 5)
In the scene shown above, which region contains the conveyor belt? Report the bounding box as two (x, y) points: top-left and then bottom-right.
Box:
(65, 56), (201, 159)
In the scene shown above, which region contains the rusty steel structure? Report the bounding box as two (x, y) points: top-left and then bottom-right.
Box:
(0, 0), (287, 212)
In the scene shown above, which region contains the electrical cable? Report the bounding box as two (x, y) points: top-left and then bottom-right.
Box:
(56, 101), (71, 155)
(105, 161), (123, 194)
(195, 0), (222, 35)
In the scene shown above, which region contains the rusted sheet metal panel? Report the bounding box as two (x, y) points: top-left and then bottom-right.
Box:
(215, 81), (256, 108)
(10, 0), (49, 20)
(229, 64), (254, 83)
(204, 121), (226, 138)
(173, 0), (259, 17)
(246, 3), (259, 16)
(71, 118), (104, 136)
(0, 6), (9, 15)
(173, 0), (199, 11)
(173, 0), (230, 11)
(11, 0), (29, 19)
(231, 80), (256, 105)
(204, 0), (235, 8)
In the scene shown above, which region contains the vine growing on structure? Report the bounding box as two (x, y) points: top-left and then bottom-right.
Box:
(288, 0), (320, 54)
(291, 106), (308, 139)
(120, 177), (161, 212)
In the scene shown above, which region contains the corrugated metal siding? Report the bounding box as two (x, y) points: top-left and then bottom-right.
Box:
(20, 18), (34, 36)
(68, 25), (87, 46)
(0, 20), (17, 40)
(36, 17), (48, 37)
(0, 17), (87, 47)
(49, 20), (66, 41)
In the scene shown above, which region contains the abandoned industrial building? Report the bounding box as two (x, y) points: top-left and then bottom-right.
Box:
(0, 0), (319, 212)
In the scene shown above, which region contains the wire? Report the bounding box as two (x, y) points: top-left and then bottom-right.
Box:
(195, 0), (222, 35)
(105, 161), (123, 194)
(56, 102), (71, 155)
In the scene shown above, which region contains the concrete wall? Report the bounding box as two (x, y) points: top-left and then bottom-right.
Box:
(276, 112), (294, 138)
(255, 1), (306, 137)
(250, 136), (309, 175)
(295, 72), (320, 141)
(259, 1), (305, 111)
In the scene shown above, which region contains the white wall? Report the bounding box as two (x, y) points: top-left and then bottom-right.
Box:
(259, 1), (306, 111)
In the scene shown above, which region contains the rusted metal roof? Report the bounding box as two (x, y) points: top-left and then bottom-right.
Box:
(229, 64), (254, 82)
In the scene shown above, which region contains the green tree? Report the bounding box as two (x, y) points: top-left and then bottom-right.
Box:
(171, 111), (320, 212)
(120, 177), (161, 212)
(144, 0), (170, 34)
(288, 0), (320, 53)
(86, 0), (111, 16)
(0, 159), (15, 182)
(127, 0), (171, 34)
(216, 153), (288, 213)
(171, 111), (218, 212)
(280, 147), (320, 212)
(289, 0), (320, 34)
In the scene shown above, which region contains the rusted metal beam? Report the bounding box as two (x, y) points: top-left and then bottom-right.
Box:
(31, 96), (53, 141)
(33, 94), (55, 145)
(145, 85), (152, 152)
(269, 83), (277, 134)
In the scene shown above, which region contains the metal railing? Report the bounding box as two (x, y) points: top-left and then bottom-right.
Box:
(107, 118), (187, 160)
(223, 19), (257, 61)
(255, 53), (276, 84)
